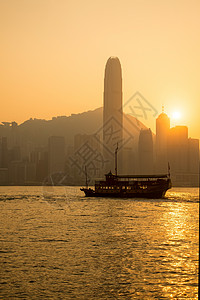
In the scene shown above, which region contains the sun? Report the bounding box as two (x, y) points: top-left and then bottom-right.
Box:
(172, 111), (181, 120)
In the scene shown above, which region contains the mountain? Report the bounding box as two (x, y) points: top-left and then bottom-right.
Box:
(0, 107), (148, 148)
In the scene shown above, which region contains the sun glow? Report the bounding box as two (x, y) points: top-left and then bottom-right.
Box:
(172, 111), (181, 120)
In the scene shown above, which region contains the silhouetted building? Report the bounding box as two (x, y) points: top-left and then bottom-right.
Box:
(122, 147), (137, 175)
(162, 122), (199, 186)
(188, 138), (199, 186)
(9, 122), (19, 149)
(138, 129), (154, 174)
(0, 137), (9, 185)
(74, 134), (100, 152)
(155, 109), (200, 186)
(25, 163), (36, 184)
(36, 151), (48, 183)
(8, 161), (26, 185)
(8, 146), (21, 162)
(72, 133), (102, 181)
(0, 137), (8, 168)
(168, 126), (188, 175)
(156, 111), (170, 173)
(0, 168), (8, 185)
(103, 57), (123, 173)
(48, 136), (65, 177)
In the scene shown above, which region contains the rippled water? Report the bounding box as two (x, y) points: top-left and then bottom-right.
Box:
(0, 186), (199, 299)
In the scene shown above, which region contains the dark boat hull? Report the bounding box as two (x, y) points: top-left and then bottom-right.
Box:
(80, 185), (170, 199)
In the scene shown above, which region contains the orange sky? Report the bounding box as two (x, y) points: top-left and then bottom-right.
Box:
(0, 0), (200, 139)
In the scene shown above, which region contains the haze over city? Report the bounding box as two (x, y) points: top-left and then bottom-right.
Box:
(1, 0), (200, 139)
(0, 2), (199, 298)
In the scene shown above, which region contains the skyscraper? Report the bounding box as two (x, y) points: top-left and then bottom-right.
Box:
(188, 138), (199, 186)
(168, 126), (188, 174)
(138, 129), (154, 174)
(155, 110), (199, 186)
(0, 137), (8, 168)
(103, 57), (123, 124)
(156, 111), (170, 173)
(103, 57), (123, 172)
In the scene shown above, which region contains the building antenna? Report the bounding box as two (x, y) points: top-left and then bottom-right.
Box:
(162, 105), (164, 113)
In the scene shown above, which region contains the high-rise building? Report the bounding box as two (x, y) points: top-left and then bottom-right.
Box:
(188, 138), (199, 172)
(0, 137), (9, 185)
(0, 137), (8, 168)
(168, 126), (188, 174)
(48, 136), (65, 177)
(103, 57), (123, 172)
(122, 147), (136, 175)
(156, 111), (170, 173)
(103, 57), (123, 123)
(0, 137), (8, 185)
(73, 133), (101, 179)
(138, 129), (154, 174)
(155, 110), (199, 186)
(36, 151), (48, 183)
(8, 161), (26, 185)
(74, 134), (100, 152)
(188, 138), (199, 186)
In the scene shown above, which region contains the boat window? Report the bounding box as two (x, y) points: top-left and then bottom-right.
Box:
(140, 185), (147, 189)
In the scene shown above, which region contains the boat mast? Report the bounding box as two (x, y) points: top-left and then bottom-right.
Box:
(115, 143), (118, 176)
(85, 165), (88, 188)
(168, 162), (170, 177)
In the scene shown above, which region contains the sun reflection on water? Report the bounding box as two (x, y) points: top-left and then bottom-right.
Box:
(0, 187), (198, 299)
(159, 201), (199, 298)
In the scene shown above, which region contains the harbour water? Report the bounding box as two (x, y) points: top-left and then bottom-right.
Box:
(0, 186), (199, 299)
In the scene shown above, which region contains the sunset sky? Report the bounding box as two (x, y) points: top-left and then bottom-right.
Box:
(0, 0), (200, 139)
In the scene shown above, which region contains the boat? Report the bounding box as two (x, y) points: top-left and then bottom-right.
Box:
(80, 145), (172, 199)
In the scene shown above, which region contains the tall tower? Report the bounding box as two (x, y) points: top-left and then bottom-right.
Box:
(103, 57), (123, 123)
(168, 126), (188, 175)
(156, 111), (170, 173)
(103, 57), (123, 172)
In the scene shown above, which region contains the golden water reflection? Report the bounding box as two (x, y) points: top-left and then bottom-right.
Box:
(158, 201), (198, 298)
(0, 187), (199, 299)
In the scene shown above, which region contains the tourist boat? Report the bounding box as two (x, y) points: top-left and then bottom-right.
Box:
(80, 172), (171, 199)
(80, 145), (172, 199)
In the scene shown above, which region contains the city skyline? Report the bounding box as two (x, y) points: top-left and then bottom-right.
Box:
(0, 0), (200, 140)
(0, 86), (199, 187)
(0, 2), (199, 297)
